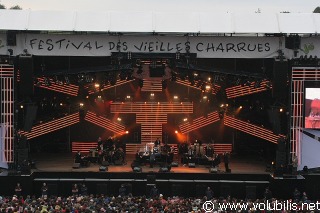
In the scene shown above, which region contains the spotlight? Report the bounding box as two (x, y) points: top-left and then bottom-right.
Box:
(239, 106), (243, 109)
(79, 103), (84, 107)
(150, 93), (155, 97)
(126, 95), (131, 99)
(279, 108), (283, 112)
(208, 77), (211, 81)
(117, 117), (122, 121)
(97, 95), (102, 99)
(205, 85), (211, 90)
(94, 83), (100, 88)
(175, 130), (178, 134)
(220, 104), (224, 107)
(183, 118), (188, 122)
(20, 105), (24, 109)
(173, 95), (179, 100)
(203, 96), (208, 100)
(125, 131), (129, 134)
(60, 103), (63, 106)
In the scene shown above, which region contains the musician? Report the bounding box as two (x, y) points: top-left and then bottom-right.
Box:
(106, 136), (114, 150)
(97, 137), (103, 146)
(80, 183), (88, 196)
(75, 151), (89, 167)
(154, 138), (161, 146)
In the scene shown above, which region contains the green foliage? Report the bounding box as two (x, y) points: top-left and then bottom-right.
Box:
(0, 4), (6, 9)
(10, 5), (22, 10)
(314, 7), (320, 13)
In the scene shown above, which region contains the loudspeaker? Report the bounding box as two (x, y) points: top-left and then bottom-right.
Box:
(102, 161), (109, 166)
(23, 104), (38, 132)
(133, 166), (142, 172)
(276, 151), (286, 168)
(171, 162), (179, 167)
(209, 167), (218, 173)
(246, 186), (256, 200)
(188, 163), (196, 168)
(96, 184), (107, 194)
(72, 163), (80, 169)
(272, 60), (288, 99)
(6, 31), (17, 46)
(99, 166), (107, 171)
(285, 36), (301, 50)
(159, 167), (169, 173)
(147, 175), (156, 184)
(17, 148), (28, 165)
(18, 56), (34, 97)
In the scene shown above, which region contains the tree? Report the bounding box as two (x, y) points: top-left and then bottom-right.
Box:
(0, 4), (6, 9)
(314, 7), (320, 13)
(10, 5), (22, 10)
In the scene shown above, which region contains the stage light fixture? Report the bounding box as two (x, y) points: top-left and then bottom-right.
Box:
(79, 103), (84, 107)
(150, 93), (155, 97)
(94, 83), (100, 88)
(117, 117), (122, 121)
(125, 130), (129, 134)
(97, 95), (102, 99)
(208, 77), (211, 81)
(279, 108), (283, 112)
(205, 85), (211, 91)
(60, 103), (63, 106)
(203, 96), (208, 100)
(126, 95), (131, 99)
(20, 105), (24, 109)
(183, 118), (188, 122)
(220, 104), (224, 107)
(239, 106), (243, 109)
(175, 130), (178, 134)
(173, 95), (179, 100)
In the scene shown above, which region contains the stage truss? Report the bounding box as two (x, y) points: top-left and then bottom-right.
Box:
(0, 64), (14, 163)
(291, 67), (320, 164)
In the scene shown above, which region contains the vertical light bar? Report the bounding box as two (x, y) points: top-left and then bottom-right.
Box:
(0, 65), (14, 163)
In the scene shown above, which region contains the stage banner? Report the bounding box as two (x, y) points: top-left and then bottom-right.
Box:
(11, 34), (282, 58)
(0, 123), (8, 169)
(299, 37), (320, 58)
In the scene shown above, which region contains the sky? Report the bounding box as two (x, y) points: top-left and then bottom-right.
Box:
(0, 0), (319, 13)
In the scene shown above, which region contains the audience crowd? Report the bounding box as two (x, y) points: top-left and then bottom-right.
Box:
(0, 185), (318, 213)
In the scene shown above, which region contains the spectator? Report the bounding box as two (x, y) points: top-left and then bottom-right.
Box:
(293, 187), (301, 201)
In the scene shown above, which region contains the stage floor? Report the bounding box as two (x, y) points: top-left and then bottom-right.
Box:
(29, 153), (269, 174)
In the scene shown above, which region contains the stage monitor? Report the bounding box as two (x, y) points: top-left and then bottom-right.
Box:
(305, 88), (320, 129)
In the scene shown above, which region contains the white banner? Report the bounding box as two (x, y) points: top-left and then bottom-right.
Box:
(1, 33), (318, 58)
(9, 34), (281, 58)
(0, 123), (8, 169)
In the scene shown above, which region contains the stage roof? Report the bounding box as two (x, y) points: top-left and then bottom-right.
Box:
(0, 10), (319, 34)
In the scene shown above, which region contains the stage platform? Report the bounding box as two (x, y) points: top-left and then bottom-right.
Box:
(0, 153), (315, 199)
(31, 153), (269, 174)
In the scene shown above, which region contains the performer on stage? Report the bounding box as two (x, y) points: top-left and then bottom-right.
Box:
(154, 138), (161, 146)
(75, 151), (89, 167)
